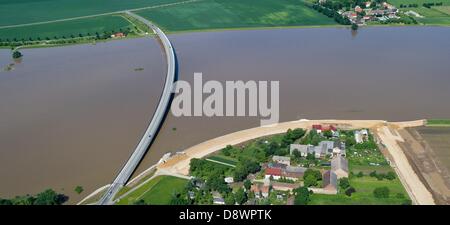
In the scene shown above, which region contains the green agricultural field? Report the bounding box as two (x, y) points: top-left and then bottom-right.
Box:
(116, 175), (188, 205)
(309, 176), (411, 205)
(136, 0), (338, 32)
(427, 119), (450, 126)
(0, 0), (184, 26)
(0, 15), (132, 41)
(388, 0), (450, 25)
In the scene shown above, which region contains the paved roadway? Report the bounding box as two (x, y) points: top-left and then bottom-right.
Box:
(97, 11), (176, 205)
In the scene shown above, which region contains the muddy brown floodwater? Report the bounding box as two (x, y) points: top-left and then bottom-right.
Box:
(0, 38), (165, 203)
(1, 27), (449, 203)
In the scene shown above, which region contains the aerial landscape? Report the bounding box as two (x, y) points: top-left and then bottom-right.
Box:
(0, 0), (449, 211)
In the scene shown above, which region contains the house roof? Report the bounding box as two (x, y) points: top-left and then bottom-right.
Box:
(266, 167), (282, 176)
(331, 155), (349, 173)
(251, 184), (269, 193)
(312, 124), (322, 130)
(322, 170), (338, 190)
(273, 155), (290, 162)
(290, 144), (309, 153)
(285, 166), (307, 173)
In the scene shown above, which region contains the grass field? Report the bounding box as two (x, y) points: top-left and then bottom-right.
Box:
(0, 15), (133, 41)
(310, 176), (410, 205)
(136, 0), (338, 31)
(388, 0), (450, 25)
(0, 0), (184, 26)
(427, 119), (450, 126)
(116, 175), (188, 205)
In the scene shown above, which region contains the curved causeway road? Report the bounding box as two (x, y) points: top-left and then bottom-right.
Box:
(98, 11), (176, 205)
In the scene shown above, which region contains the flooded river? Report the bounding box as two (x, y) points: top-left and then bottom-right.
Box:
(1, 27), (449, 203)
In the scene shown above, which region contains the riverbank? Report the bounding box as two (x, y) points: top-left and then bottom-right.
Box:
(88, 119), (436, 205)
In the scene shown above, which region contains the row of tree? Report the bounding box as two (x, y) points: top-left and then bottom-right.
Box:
(0, 189), (68, 205)
(311, 4), (352, 25)
(0, 27), (136, 47)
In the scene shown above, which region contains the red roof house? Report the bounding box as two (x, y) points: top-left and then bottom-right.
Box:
(265, 168), (282, 177)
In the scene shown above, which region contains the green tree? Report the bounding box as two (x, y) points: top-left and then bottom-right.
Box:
(244, 179), (252, 190)
(133, 199), (146, 205)
(12, 51), (22, 59)
(345, 187), (356, 196)
(373, 187), (390, 198)
(323, 130), (333, 138)
(339, 177), (350, 190)
(74, 186), (84, 194)
(234, 188), (248, 205)
(34, 189), (66, 205)
(294, 187), (310, 205)
(224, 193), (235, 205)
(304, 174), (318, 187)
(170, 192), (188, 205)
(386, 171), (396, 180)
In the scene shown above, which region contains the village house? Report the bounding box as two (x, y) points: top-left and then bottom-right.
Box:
(212, 192), (225, 205)
(264, 165), (306, 181)
(111, 32), (125, 38)
(271, 182), (300, 193)
(250, 183), (270, 199)
(224, 177), (234, 184)
(272, 155), (291, 166)
(322, 170), (338, 192)
(331, 155), (349, 178)
(290, 144), (312, 156)
(290, 140), (345, 159)
(354, 129), (369, 143)
(265, 167), (282, 180)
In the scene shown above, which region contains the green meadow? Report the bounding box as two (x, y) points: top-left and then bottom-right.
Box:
(0, 0), (183, 26)
(136, 0), (338, 31)
(116, 175), (188, 205)
(0, 15), (132, 41)
(388, 0), (450, 25)
(310, 176), (411, 205)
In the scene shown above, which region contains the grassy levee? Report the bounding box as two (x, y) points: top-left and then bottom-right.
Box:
(427, 119), (450, 127)
(136, 0), (338, 32)
(116, 175), (188, 205)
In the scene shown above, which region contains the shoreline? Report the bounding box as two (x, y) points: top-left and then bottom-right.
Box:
(2, 24), (450, 50)
(83, 119), (436, 205)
